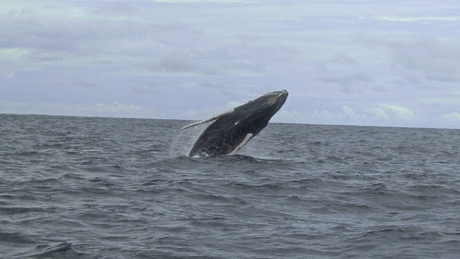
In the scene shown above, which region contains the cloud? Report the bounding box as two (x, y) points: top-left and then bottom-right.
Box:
(442, 112), (460, 121)
(342, 105), (357, 118)
(152, 0), (256, 3)
(1, 4), (298, 79)
(0, 7), (208, 63)
(417, 96), (460, 107)
(0, 101), (155, 118)
(355, 32), (460, 85)
(184, 109), (198, 118)
(320, 73), (374, 93)
(147, 52), (218, 75)
(388, 38), (460, 83)
(368, 103), (418, 125)
(1, 0), (460, 129)
(376, 16), (460, 22)
(94, 2), (141, 16)
(330, 52), (357, 65)
(378, 103), (416, 119)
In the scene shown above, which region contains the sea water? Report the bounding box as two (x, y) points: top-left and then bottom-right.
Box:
(1, 114), (459, 258)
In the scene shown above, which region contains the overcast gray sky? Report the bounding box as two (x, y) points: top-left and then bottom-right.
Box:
(1, 0), (460, 128)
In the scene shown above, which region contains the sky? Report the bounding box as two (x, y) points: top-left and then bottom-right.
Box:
(1, 0), (460, 129)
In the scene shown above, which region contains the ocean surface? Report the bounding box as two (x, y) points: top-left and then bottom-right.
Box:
(1, 114), (459, 258)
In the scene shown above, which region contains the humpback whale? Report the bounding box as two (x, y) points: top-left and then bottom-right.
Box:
(181, 90), (288, 157)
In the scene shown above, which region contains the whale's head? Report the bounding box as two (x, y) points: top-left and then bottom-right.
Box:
(261, 89), (289, 113)
(237, 89), (288, 123)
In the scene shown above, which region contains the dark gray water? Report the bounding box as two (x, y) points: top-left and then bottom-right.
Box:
(1, 114), (459, 258)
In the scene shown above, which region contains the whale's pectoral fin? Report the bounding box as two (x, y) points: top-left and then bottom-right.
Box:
(228, 133), (254, 155)
(180, 108), (235, 130)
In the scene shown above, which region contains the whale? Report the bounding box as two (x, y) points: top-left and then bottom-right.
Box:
(181, 90), (288, 157)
